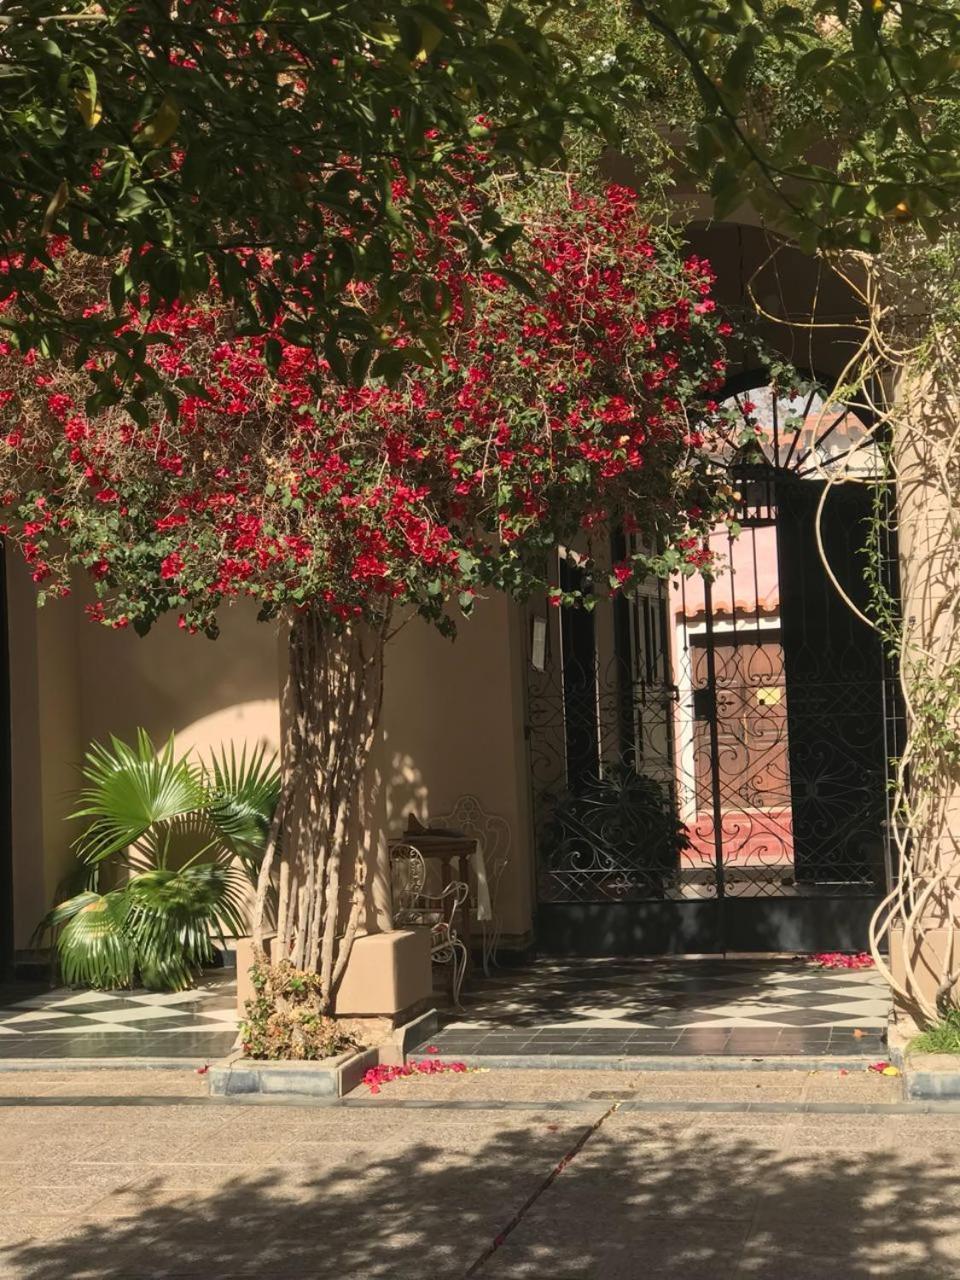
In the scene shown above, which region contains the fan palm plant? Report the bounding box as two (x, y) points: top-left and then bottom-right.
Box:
(37, 730), (280, 991)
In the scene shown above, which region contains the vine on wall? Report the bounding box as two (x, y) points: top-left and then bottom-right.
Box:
(739, 236), (960, 1026)
(777, 243), (960, 1027)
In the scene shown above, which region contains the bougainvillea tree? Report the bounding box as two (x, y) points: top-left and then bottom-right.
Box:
(0, 183), (734, 1007)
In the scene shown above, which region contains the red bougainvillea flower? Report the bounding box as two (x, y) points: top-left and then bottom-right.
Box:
(0, 181), (737, 639)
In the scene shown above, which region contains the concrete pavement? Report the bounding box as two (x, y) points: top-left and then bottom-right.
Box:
(0, 1067), (955, 1279)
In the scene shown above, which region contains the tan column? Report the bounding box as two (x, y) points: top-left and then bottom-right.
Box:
(887, 364), (960, 1018)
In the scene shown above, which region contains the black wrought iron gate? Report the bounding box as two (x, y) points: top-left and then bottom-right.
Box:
(527, 386), (901, 955)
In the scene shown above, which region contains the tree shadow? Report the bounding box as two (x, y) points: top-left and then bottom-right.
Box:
(447, 955), (888, 1031)
(3, 1108), (957, 1279)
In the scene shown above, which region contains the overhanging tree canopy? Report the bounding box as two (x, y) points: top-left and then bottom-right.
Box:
(0, 0), (625, 399)
(634, 0), (960, 250)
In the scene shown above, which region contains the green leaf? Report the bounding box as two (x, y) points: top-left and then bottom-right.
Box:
(370, 347), (409, 385)
(205, 742), (280, 873)
(139, 95), (181, 149)
(73, 66), (101, 128)
(41, 179), (68, 234)
(54, 892), (135, 989)
(71, 730), (208, 864)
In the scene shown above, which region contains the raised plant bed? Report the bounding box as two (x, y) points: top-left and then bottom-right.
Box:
(888, 1019), (960, 1100)
(208, 1045), (380, 1098)
(900, 1052), (960, 1100)
(208, 1006), (440, 1097)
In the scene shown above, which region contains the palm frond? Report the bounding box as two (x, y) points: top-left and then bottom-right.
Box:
(124, 863), (249, 990)
(55, 892), (135, 989)
(206, 742), (280, 875)
(44, 728), (276, 992)
(71, 730), (208, 864)
(31, 862), (101, 946)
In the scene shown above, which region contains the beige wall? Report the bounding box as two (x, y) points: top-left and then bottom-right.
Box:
(7, 565), (281, 948)
(7, 555), (83, 947)
(6, 557), (536, 950)
(73, 596), (281, 760)
(381, 593), (535, 941)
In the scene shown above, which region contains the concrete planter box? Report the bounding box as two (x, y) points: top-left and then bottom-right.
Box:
(889, 1021), (960, 1099)
(233, 929), (432, 1020)
(208, 1046), (379, 1099)
(901, 1052), (960, 1100)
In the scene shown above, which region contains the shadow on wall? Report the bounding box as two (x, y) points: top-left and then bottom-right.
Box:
(76, 603), (281, 757)
(388, 751), (429, 828)
(2, 1112), (956, 1278)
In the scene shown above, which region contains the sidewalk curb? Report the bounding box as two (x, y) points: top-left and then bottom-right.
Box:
(406, 1052), (887, 1072)
(0, 1057), (205, 1071)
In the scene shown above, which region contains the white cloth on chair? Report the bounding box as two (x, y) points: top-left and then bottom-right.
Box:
(472, 847), (493, 922)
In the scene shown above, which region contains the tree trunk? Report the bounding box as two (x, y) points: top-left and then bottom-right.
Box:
(251, 604), (388, 1011)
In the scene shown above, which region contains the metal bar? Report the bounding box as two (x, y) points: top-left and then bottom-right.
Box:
(728, 528), (738, 642)
(701, 576), (728, 932)
(781, 385), (818, 472)
(794, 408), (849, 472)
(795, 441), (862, 479)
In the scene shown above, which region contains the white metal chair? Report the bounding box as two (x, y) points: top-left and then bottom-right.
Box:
(431, 795), (511, 975)
(389, 843), (469, 1007)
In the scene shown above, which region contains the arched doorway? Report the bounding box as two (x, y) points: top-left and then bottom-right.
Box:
(526, 379), (902, 954)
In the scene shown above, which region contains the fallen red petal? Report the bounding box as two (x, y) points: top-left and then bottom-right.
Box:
(809, 951), (874, 970)
(363, 1059), (470, 1093)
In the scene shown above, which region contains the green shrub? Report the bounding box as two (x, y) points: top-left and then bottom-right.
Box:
(240, 961), (359, 1061)
(910, 1010), (960, 1055)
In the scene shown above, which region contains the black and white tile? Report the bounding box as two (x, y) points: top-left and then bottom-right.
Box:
(415, 958), (890, 1059)
(0, 977), (238, 1059)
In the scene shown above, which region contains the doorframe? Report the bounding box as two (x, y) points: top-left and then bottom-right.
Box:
(0, 546), (13, 979)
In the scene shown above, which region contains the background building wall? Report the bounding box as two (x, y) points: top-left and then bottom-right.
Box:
(6, 573), (281, 948)
(381, 594), (535, 943)
(5, 563), (536, 951)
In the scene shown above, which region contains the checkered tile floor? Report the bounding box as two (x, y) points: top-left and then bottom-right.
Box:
(0, 975), (238, 1060)
(417, 958), (891, 1060)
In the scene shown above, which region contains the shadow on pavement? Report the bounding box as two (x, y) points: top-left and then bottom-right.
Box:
(4, 1110), (957, 1279)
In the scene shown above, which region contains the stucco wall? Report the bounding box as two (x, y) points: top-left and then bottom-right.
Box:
(381, 594), (534, 941)
(6, 559), (536, 949)
(73, 598), (281, 761)
(6, 569), (281, 948)
(6, 555), (83, 947)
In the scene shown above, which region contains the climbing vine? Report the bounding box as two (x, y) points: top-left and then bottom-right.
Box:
(730, 228), (960, 1026)
(862, 241), (960, 1025)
